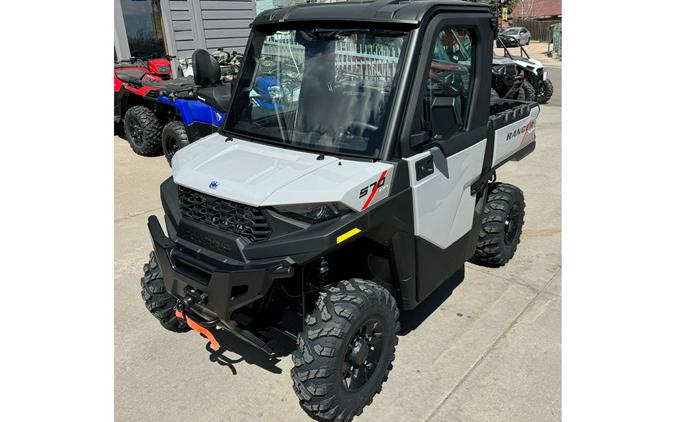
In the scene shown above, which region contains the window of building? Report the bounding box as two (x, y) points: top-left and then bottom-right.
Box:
(120, 0), (166, 58)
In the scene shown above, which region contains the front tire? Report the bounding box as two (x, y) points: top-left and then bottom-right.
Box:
(537, 79), (554, 104)
(140, 251), (189, 332)
(123, 105), (162, 157)
(291, 279), (399, 421)
(471, 183), (526, 267)
(161, 120), (190, 164)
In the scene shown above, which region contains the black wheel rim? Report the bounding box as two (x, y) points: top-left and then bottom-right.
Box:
(504, 205), (521, 245)
(342, 317), (385, 391)
(128, 118), (143, 146)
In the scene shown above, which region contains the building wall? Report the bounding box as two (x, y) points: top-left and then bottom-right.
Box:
(115, 0), (256, 61)
(163, 0), (256, 59)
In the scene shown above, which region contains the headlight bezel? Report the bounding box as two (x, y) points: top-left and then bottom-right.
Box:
(271, 202), (352, 224)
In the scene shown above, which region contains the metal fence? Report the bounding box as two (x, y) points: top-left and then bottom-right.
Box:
(263, 39), (401, 82)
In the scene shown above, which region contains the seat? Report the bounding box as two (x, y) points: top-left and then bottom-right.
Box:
(195, 84), (232, 112)
(189, 49), (231, 110)
(140, 76), (196, 93)
(115, 69), (147, 83)
(192, 49), (221, 87)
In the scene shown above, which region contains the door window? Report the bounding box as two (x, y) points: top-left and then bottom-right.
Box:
(120, 0), (167, 58)
(412, 27), (474, 146)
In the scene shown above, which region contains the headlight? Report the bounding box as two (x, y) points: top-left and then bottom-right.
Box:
(272, 202), (351, 223)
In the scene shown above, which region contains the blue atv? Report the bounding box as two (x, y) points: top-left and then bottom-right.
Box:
(155, 50), (233, 162)
(119, 49), (234, 163)
(159, 73), (286, 163)
(120, 49), (286, 163)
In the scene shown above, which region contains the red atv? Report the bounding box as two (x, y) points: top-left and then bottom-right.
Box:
(114, 55), (175, 136)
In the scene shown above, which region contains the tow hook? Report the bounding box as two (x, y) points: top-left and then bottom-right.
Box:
(175, 309), (221, 352)
(175, 287), (220, 351)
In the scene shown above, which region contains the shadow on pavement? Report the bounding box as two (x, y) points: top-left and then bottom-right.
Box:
(399, 267), (465, 335)
(189, 267), (466, 373)
(195, 326), (297, 375)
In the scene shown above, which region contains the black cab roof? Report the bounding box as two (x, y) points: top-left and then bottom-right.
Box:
(252, 0), (492, 28)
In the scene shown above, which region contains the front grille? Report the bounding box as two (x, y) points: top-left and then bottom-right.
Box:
(177, 186), (271, 242)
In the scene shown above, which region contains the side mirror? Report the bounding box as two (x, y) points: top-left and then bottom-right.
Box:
(430, 96), (463, 139)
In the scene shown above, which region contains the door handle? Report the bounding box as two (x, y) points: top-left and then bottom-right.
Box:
(415, 156), (434, 181)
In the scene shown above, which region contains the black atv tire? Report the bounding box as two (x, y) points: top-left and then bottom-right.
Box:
(161, 120), (190, 164)
(291, 278), (400, 422)
(140, 251), (189, 333)
(521, 80), (537, 102)
(516, 87), (526, 101)
(537, 79), (554, 104)
(471, 183), (526, 267)
(123, 105), (163, 157)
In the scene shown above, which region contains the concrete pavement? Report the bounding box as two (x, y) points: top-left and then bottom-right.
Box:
(115, 72), (561, 421)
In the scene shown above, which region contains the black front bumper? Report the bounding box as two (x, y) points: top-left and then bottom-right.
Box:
(148, 215), (295, 323)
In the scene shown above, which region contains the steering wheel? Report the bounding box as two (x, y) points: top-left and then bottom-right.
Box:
(338, 121), (378, 140)
(429, 70), (466, 97)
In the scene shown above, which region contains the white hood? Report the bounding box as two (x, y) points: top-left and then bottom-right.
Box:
(513, 56), (543, 71)
(171, 133), (394, 211)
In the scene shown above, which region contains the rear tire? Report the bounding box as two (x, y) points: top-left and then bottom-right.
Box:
(123, 105), (162, 157)
(291, 279), (399, 422)
(537, 79), (554, 104)
(140, 251), (189, 332)
(161, 120), (190, 164)
(471, 183), (526, 267)
(521, 80), (537, 102)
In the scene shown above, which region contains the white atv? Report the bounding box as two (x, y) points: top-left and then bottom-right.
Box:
(139, 1), (541, 420)
(496, 40), (555, 103)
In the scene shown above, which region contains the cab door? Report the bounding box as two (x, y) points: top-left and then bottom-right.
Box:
(399, 14), (493, 301)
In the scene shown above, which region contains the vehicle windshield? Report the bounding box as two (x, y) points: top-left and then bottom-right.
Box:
(503, 28), (519, 35)
(225, 28), (408, 158)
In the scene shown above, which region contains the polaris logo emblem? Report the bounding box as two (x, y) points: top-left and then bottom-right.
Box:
(181, 227), (232, 254)
(209, 181), (219, 190)
(506, 121), (535, 141)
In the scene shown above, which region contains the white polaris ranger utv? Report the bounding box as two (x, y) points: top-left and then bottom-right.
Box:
(139, 1), (540, 420)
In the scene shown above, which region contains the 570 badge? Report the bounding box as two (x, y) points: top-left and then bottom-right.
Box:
(359, 170), (388, 211)
(359, 177), (386, 198)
